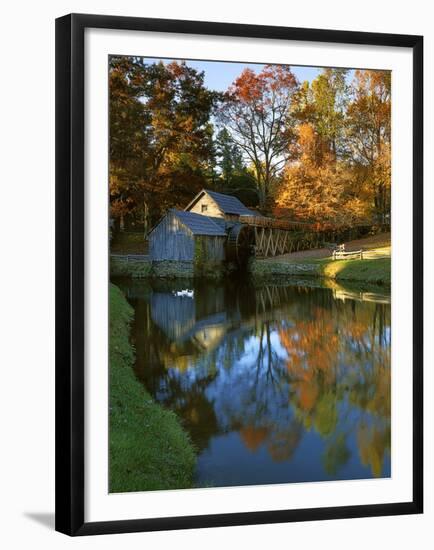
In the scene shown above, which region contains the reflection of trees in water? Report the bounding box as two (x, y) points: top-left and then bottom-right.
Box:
(279, 299), (390, 476)
(357, 421), (391, 477)
(255, 322), (281, 383)
(125, 279), (391, 476)
(239, 421), (303, 463)
(205, 320), (304, 462)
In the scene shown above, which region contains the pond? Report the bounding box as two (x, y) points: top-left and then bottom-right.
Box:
(116, 277), (391, 488)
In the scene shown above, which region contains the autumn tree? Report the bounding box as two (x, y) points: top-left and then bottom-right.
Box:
(275, 69), (353, 225)
(218, 65), (299, 210)
(109, 57), (218, 230)
(293, 68), (349, 159)
(109, 56), (150, 229)
(345, 70), (391, 223)
(275, 123), (361, 226)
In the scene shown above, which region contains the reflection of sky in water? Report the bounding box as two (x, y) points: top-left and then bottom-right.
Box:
(123, 279), (391, 488)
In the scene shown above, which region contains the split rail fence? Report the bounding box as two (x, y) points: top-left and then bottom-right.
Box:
(332, 249), (364, 260)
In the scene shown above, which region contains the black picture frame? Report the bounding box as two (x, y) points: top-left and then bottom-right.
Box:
(55, 13), (424, 536)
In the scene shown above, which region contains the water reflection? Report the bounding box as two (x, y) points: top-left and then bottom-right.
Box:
(118, 278), (391, 487)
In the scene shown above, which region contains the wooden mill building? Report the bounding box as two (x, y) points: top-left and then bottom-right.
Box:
(149, 189), (311, 265)
(148, 208), (227, 263)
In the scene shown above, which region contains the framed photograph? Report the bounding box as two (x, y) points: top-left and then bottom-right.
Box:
(55, 13), (423, 536)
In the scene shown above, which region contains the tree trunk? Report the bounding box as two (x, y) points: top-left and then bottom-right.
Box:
(143, 200), (149, 237)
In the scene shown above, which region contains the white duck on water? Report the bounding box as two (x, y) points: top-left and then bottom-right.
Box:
(172, 289), (194, 298)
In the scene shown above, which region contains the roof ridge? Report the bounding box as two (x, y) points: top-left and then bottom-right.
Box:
(206, 188), (240, 200)
(173, 208), (221, 220)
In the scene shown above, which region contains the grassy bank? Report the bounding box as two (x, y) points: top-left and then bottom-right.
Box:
(109, 284), (196, 492)
(251, 256), (390, 286)
(320, 257), (390, 285)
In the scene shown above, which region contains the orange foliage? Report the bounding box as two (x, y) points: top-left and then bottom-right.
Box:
(275, 123), (371, 227)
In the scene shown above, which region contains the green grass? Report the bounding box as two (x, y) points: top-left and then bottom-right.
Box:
(251, 256), (390, 286)
(298, 256), (391, 285)
(319, 257), (391, 285)
(109, 284), (196, 493)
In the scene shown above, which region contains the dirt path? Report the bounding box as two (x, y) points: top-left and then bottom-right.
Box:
(263, 232), (391, 262)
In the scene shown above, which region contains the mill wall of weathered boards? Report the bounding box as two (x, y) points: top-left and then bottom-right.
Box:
(149, 212), (194, 261)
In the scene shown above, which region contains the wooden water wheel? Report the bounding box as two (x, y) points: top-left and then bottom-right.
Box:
(226, 224), (255, 265)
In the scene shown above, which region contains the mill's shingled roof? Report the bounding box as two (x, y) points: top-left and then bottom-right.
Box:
(204, 189), (259, 216)
(172, 209), (227, 236)
(185, 189), (259, 217)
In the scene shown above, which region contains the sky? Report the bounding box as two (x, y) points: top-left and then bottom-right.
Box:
(184, 60), (322, 91)
(144, 57), (325, 91)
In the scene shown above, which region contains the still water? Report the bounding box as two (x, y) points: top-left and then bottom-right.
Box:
(117, 277), (391, 488)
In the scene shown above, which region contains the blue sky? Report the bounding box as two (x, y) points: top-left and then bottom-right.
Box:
(185, 61), (322, 91)
(144, 57), (324, 91)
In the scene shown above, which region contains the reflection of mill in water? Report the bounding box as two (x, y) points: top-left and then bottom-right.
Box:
(254, 285), (293, 318)
(148, 283), (297, 354)
(149, 290), (230, 353)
